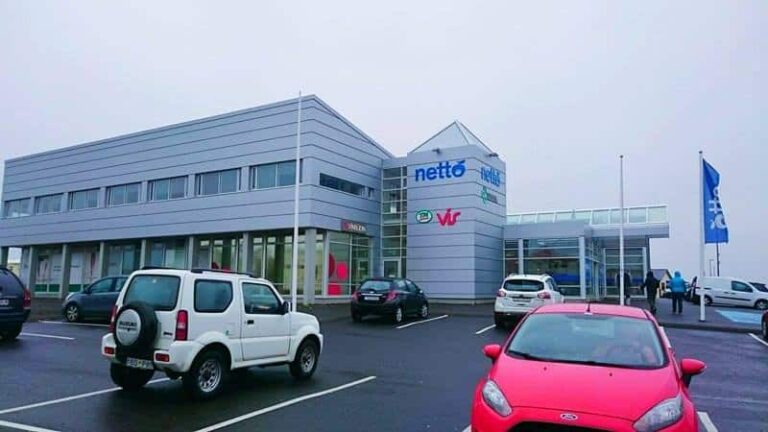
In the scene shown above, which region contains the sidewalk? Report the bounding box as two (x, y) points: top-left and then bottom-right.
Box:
(625, 297), (761, 334)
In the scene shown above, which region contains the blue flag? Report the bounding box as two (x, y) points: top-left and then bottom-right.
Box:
(703, 159), (729, 244)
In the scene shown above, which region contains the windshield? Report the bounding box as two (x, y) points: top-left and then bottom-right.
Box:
(123, 275), (181, 311)
(359, 280), (393, 293)
(503, 279), (545, 292)
(507, 313), (666, 368)
(750, 282), (767, 293)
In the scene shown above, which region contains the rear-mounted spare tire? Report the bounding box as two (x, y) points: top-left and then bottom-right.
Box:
(114, 302), (158, 356)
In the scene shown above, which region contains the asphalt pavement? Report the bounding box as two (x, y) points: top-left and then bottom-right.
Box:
(0, 315), (766, 432)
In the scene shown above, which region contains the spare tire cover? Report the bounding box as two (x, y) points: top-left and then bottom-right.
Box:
(114, 302), (157, 353)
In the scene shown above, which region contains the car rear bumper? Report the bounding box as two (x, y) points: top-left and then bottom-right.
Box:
(0, 310), (30, 328)
(494, 299), (533, 316)
(351, 302), (399, 316)
(101, 334), (202, 373)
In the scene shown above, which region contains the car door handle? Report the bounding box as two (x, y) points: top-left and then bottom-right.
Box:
(246, 320), (254, 325)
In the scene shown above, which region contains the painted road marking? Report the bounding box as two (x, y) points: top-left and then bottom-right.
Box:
(0, 419), (61, 432)
(698, 411), (718, 432)
(397, 315), (448, 329)
(39, 320), (109, 328)
(475, 324), (496, 335)
(193, 376), (377, 432)
(0, 378), (170, 415)
(714, 309), (762, 325)
(462, 426), (471, 432)
(20, 333), (75, 341)
(748, 333), (768, 348)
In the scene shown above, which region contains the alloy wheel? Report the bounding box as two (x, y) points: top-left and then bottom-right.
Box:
(420, 304), (429, 319)
(300, 345), (316, 373)
(65, 305), (79, 322)
(395, 307), (403, 323)
(756, 301), (768, 311)
(197, 359), (222, 393)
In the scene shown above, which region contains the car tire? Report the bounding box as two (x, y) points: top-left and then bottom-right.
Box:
(704, 296), (713, 306)
(64, 303), (81, 323)
(0, 324), (22, 342)
(183, 349), (228, 400)
(110, 363), (154, 391)
(494, 315), (505, 328)
(290, 338), (319, 381)
(393, 306), (404, 324)
(419, 303), (429, 319)
(351, 311), (362, 323)
(755, 300), (768, 311)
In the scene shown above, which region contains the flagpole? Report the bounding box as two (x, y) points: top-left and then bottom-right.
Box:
(699, 150), (706, 322)
(290, 92), (302, 312)
(619, 155), (625, 306)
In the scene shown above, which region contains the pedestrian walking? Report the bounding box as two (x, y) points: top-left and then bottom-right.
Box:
(669, 271), (686, 314)
(641, 271), (660, 315)
(623, 271), (632, 305)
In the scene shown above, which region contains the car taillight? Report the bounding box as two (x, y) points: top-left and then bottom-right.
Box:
(108, 306), (118, 332)
(155, 352), (170, 362)
(22, 288), (32, 310)
(104, 346), (115, 355)
(537, 291), (551, 300)
(386, 290), (398, 302)
(175, 309), (188, 341)
(497, 289), (506, 297)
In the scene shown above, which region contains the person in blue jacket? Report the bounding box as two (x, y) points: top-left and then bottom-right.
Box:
(669, 271), (687, 314)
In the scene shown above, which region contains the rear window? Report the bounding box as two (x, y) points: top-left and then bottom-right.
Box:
(0, 268), (24, 294)
(359, 280), (393, 293)
(123, 275), (180, 311)
(195, 280), (233, 313)
(503, 279), (545, 292)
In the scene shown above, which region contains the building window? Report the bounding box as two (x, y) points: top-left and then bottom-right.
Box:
(250, 161), (299, 189)
(69, 189), (99, 210)
(319, 174), (365, 196)
(107, 183), (140, 207)
(34, 194), (62, 214)
(148, 238), (187, 269)
(149, 176), (187, 201)
(3, 198), (31, 218)
(196, 169), (239, 196)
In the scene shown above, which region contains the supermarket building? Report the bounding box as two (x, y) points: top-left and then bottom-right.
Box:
(0, 96), (669, 303)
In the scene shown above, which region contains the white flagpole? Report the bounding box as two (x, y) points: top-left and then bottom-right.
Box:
(290, 93), (302, 312)
(699, 150), (706, 321)
(619, 155), (625, 306)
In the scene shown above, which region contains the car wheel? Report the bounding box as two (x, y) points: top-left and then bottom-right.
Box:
(704, 296), (713, 306)
(183, 349), (228, 400)
(0, 324), (22, 342)
(351, 311), (362, 323)
(755, 300), (768, 311)
(762, 320), (768, 341)
(494, 315), (505, 328)
(419, 303), (429, 319)
(290, 339), (319, 380)
(110, 363), (154, 391)
(393, 306), (404, 324)
(64, 303), (81, 322)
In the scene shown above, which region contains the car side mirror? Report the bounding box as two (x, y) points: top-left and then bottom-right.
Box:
(680, 358), (706, 386)
(483, 344), (502, 362)
(281, 301), (291, 315)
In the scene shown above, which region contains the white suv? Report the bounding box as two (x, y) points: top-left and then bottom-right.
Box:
(101, 268), (323, 399)
(494, 274), (564, 327)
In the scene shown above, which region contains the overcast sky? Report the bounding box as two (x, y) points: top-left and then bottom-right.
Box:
(1, 1), (765, 280)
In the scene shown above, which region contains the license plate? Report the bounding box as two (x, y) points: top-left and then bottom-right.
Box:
(125, 357), (154, 370)
(364, 296), (379, 302)
(0, 299), (8, 306)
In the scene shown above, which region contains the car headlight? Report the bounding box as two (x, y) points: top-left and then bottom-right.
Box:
(482, 379), (512, 417)
(633, 393), (683, 432)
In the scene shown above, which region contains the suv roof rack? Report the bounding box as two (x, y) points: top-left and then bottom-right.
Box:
(190, 268), (256, 278)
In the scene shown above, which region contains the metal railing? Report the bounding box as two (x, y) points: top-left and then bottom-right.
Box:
(507, 205), (667, 226)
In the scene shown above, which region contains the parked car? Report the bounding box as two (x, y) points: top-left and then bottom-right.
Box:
(101, 268), (323, 399)
(694, 277), (768, 310)
(62, 276), (128, 322)
(750, 281), (768, 293)
(762, 310), (768, 341)
(351, 277), (429, 324)
(0, 267), (31, 342)
(472, 303), (706, 431)
(494, 274), (564, 327)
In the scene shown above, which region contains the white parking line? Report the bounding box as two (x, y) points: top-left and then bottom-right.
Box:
(0, 419), (61, 432)
(38, 320), (109, 328)
(698, 411), (718, 432)
(475, 324), (495, 335)
(396, 315), (448, 329)
(20, 333), (75, 341)
(193, 376), (377, 432)
(461, 426), (471, 432)
(0, 378), (170, 415)
(748, 333), (768, 348)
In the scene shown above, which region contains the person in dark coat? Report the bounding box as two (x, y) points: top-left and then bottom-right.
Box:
(641, 271), (660, 315)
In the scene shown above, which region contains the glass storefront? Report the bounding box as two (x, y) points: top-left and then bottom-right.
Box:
(503, 240), (519, 276)
(523, 238), (581, 297)
(605, 247), (646, 297)
(250, 232), (325, 296)
(329, 232), (371, 296)
(148, 238), (187, 269)
(195, 237), (241, 272)
(107, 243), (141, 276)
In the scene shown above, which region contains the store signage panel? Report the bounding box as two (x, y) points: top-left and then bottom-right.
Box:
(341, 220), (368, 234)
(414, 160), (466, 182)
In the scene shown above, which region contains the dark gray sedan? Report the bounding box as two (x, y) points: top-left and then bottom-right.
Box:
(62, 276), (127, 322)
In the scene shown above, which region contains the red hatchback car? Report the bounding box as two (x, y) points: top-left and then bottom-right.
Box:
(471, 304), (706, 432)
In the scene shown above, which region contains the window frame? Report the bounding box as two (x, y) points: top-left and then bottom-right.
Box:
(88, 278), (115, 294)
(731, 281), (753, 293)
(319, 173), (366, 197)
(34, 194), (62, 215)
(250, 160), (302, 190)
(193, 279), (234, 313)
(69, 188), (100, 211)
(241, 282), (283, 315)
(148, 176), (187, 201)
(107, 183), (141, 207)
(4, 198), (31, 218)
(123, 274), (181, 311)
(196, 169), (240, 196)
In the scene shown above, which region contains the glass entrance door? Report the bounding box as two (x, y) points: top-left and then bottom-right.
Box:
(383, 259), (401, 278)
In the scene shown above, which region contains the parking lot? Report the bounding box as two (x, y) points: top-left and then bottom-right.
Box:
(1, 314), (767, 432)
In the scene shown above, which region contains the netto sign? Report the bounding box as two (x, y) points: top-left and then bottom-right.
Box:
(481, 166), (501, 187)
(414, 160), (466, 182)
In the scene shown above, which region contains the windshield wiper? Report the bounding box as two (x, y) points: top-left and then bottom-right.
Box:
(552, 359), (639, 369)
(507, 350), (553, 361)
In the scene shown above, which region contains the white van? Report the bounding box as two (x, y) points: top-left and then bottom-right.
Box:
(697, 277), (768, 310)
